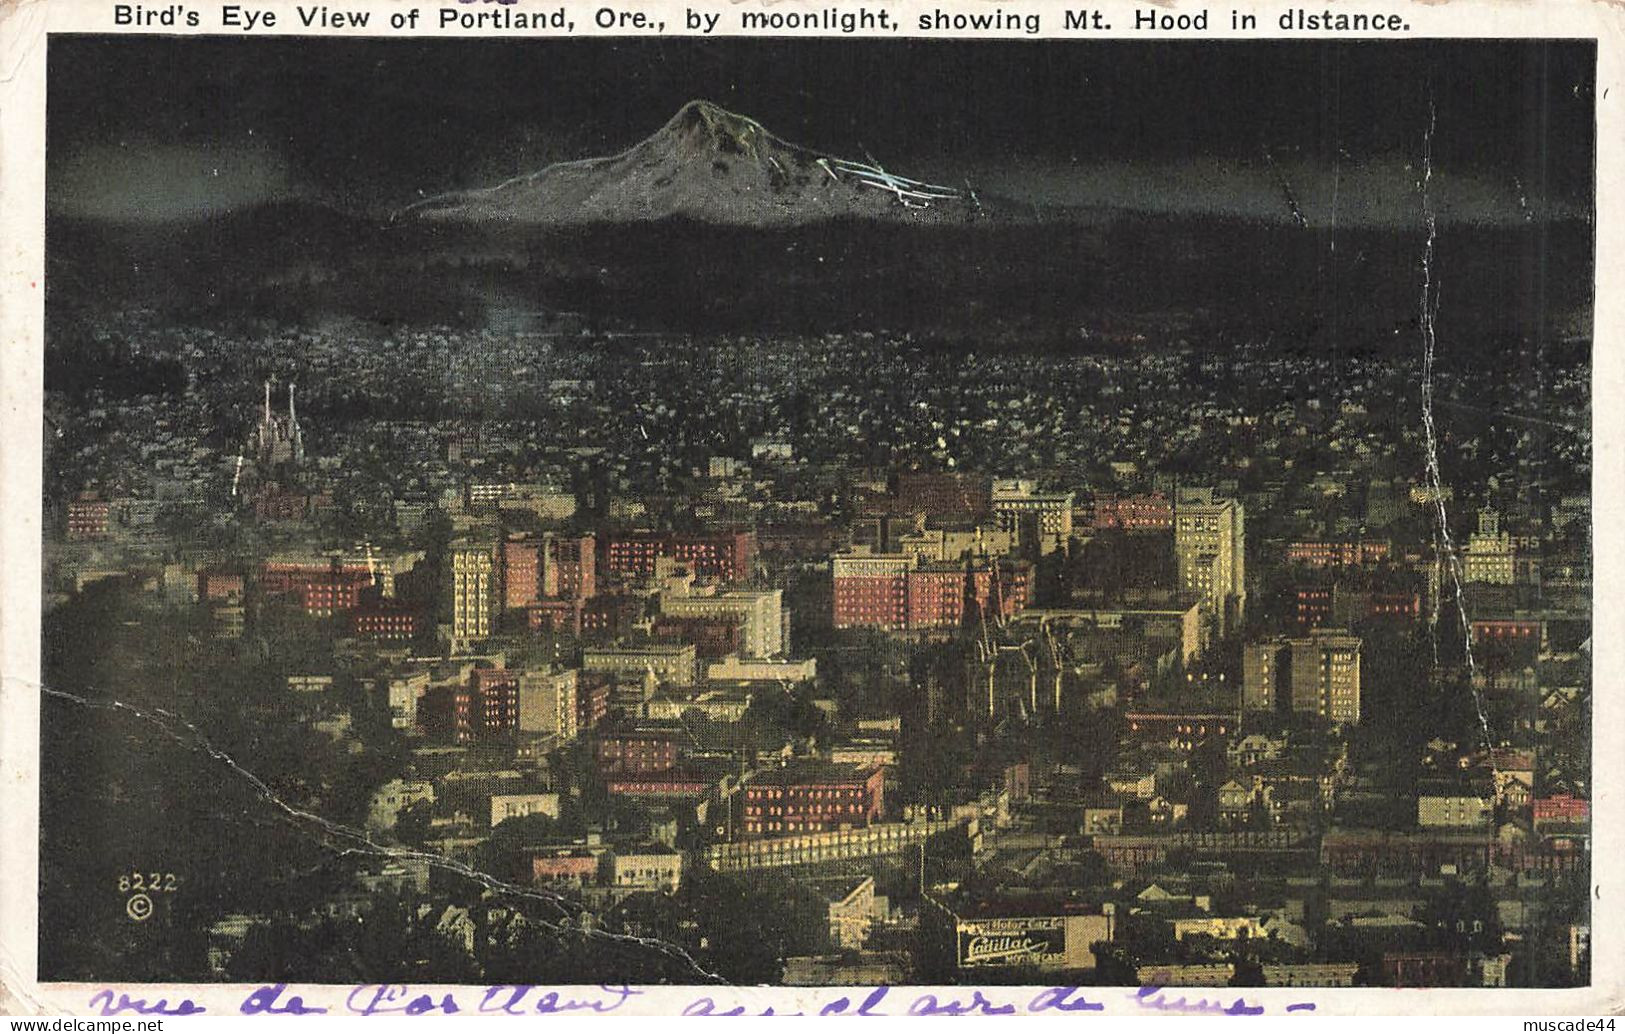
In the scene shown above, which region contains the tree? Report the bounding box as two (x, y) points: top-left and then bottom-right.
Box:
(1092, 943), (1139, 986)
(681, 869), (801, 984)
(395, 799), (435, 847)
(477, 813), (564, 882)
(1416, 878), (1503, 954)
(1229, 952), (1265, 986)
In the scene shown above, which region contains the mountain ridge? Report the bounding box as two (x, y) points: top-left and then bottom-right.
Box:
(402, 99), (992, 227)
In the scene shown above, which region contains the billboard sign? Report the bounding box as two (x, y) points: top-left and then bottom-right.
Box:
(956, 916), (1067, 969)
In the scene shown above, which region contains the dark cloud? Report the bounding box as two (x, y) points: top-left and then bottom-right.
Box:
(50, 139), (294, 221)
(47, 36), (1595, 224)
(967, 154), (1587, 228)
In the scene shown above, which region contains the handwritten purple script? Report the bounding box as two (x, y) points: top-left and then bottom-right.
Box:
(87, 983), (1317, 1017)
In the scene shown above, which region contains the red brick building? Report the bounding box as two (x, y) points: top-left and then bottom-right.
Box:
(546, 534), (596, 600)
(906, 565), (973, 629)
(198, 570), (246, 602)
(1471, 617), (1541, 641)
(580, 594), (643, 637)
(893, 472), (993, 520)
(437, 669), (521, 743)
(1471, 616), (1544, 669)
(1319, 830), (1492, 878)
(1334, 589), (1422, 625)
(298, 569), (373, 618)
(1295, 588), (1333, 632)
(741, 762), (885, 838)
(261, 558), (375, 617)
(1089, 493), (1173, 532)
(1369, 592), (1421, 619)
(531, 852), (600, 885)
(66, 497), (112, 540)
(1286, 540), (1391, 568)
(576, 676), (611, 731)
(502, 538), (541, 609)
(650, 615), (744, 659)
(350, 601), (424, 641)
(596, 730), (679, 775)
(605, 772), (719, 799)
(834, 554), (1031, 631)
(1381, 952), (1467, 988)
(605, 531), (755, 583)
(525, 599), (584, 636)
(1533, 794), (1590, 827)
(832, 554), (913, 630)
(906, 561), (1031, 630)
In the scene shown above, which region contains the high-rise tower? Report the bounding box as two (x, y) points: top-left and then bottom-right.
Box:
(1174, 487), (1246, 637)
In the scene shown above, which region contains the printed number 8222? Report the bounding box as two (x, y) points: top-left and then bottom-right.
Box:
(117, 872), (178, 893)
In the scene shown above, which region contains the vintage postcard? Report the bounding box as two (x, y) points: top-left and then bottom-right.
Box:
(0, 0), (1619, 1019)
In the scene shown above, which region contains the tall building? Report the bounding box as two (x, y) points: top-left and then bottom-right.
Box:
(992, 480), (1074, 555)
(1174, 488), (1246, 637)
(577, 675), (611, 731)
(1243, 630), (1361, 724)
(595, 729), (680, 775)
(660, 589), (786, 658)
(1242, 639), (1288, 712)
(382, 670), (429, 730)
(832, 552), (1031, 631)
(1294, 587), (1333, 632)
(502, 536), (542, 609)
(832, 552), (914, 630)
(450, 540), (497, 643)
(1288, 628), (1362, 725)
(1463, 508), (1517, 585)
(650, 614), (743, 659)
(1332, 586), (1422, 627)
(295, 564), (374, 618)
(519, 668), (579, 742)
(904, 560), (1031, 630)
(1365, 478), (1404, 529)
(441, 668), (521, 743)
(545, 533), (596, 601)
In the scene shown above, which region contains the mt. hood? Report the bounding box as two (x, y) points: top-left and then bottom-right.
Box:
(404, 100), (987, 226)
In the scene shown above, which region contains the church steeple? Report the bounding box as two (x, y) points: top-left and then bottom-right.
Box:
(959, 556), (982, 633)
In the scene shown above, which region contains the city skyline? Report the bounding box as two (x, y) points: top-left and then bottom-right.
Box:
(35, 35), (1594, 993)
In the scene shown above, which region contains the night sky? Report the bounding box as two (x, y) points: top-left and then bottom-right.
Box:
(48, 36), (1594, 226)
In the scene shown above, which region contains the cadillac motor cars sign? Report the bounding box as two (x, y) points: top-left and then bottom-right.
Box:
(956, 917), (1069, 969)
